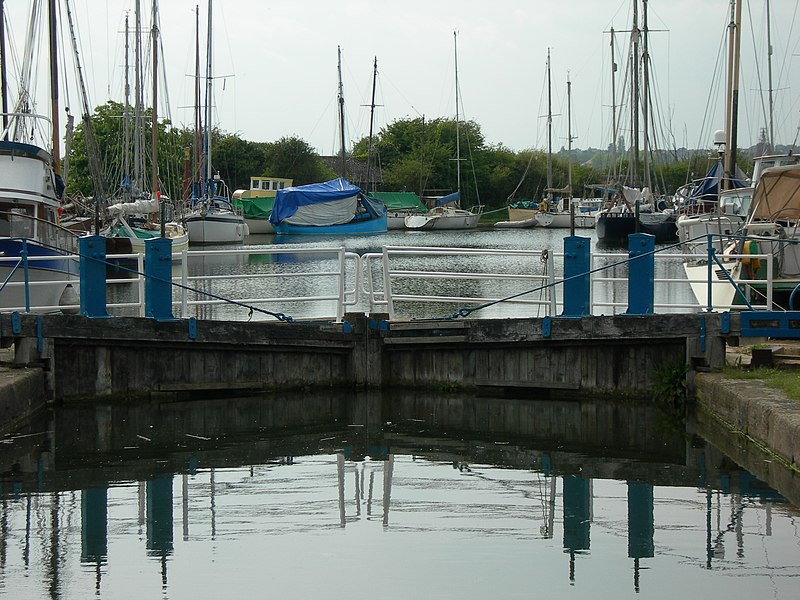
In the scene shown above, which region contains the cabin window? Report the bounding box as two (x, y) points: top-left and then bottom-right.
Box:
(0, 204), (35, 238)
(278, 182), (286, 190)
(261, 181), (269, 190)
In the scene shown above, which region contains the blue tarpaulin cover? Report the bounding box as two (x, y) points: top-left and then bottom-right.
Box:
(688, 161), (748, 201)
(270, 178), (386, 225)
(270, 178), (361, 223)
(435, 191), (461, 206)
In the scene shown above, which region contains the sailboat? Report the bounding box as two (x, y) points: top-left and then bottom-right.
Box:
(594, 1), (677, 246)
(533, 62), (597, 229)
(183, 0), (247, 244)
(101, 3), (188, 257)
(405, 32), (481, 231)
(0, 0), (80, 311)
(682, 0), (800, 310)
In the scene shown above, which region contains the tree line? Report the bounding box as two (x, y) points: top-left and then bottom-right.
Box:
(65, 101), (756, 210)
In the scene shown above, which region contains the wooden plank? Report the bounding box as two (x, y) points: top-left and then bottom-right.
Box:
(382, 336), (469, 345)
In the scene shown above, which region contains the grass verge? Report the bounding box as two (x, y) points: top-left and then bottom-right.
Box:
(722, 366), (800, 401)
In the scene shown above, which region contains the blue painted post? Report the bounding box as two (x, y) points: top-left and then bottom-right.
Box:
(145, 237), (174, 321)
(626, 233), (655, 315)
(79, 235), (108, 318)
(561, 235), (591, 317)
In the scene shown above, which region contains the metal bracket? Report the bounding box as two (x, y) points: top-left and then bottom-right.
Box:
(36, 316), (43, 354)
(11, 312), (21, 335)
(542, 316), (551, 338)
(699, 315), (706, 353)
(188, 317), (197, 340)
(721, 312), (731, 335)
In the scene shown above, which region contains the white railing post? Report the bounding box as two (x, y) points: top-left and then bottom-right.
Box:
(137, 253), (146, 317)
(382, 247), (395, 320)
(180, 249), (189, 318)
(547, 249), (556, 316)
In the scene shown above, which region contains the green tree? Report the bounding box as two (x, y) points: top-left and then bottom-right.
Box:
(262, 136), (335, 185)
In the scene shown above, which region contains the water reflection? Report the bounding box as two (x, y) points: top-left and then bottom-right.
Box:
(0, 391), (798, 599)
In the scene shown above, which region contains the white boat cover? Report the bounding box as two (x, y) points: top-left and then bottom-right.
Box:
(107, 198), (160, 216)
(284, 195), (358, 226)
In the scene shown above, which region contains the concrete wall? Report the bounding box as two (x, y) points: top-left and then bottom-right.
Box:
(0, 312), (726, 403)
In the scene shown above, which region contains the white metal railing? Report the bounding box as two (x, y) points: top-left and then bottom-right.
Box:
(0, 244), (778, 321)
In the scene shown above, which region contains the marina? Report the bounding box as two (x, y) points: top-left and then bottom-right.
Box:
(1, 0), (800, 598)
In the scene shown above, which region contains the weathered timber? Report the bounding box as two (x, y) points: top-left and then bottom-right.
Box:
(0, 311), (729, 402)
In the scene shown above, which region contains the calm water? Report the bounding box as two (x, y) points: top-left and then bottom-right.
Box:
(1, 390), (798, 599)
(110, 226), (695, 322)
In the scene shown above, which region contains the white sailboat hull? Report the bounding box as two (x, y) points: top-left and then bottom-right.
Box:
(185, 211), (247, 244)
(535, 212), (596, 228)
(684, 261), (741, 311)
(404, 207), (479, 231)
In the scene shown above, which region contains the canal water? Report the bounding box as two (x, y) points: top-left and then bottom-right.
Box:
(107, 226), (697, 321)
(1, 389), (798, 599)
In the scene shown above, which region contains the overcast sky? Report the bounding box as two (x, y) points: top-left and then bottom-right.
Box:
(5, 1), (800, 156)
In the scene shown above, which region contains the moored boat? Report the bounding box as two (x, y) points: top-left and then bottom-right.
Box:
(269, 178), (387, 236)
(0, 3), (79, 312)
(372, 191), (427, 230)
(232, 176), (293, 234)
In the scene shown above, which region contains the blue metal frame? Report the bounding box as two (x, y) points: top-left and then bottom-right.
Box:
(561, 236), (591, 317)
(145, 238), (175, 321)
(626, 233), (655, 315)
(740, 311), (800, 338)
(79, 236), (109, 318)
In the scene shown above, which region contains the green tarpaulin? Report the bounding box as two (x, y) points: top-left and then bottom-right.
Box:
(233, 196), (275, 219)
(372, 192), (427, 213)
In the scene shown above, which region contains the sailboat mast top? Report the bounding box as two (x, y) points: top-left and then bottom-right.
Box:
(454, 31), (461, 197)
(337, 45), (346, 179)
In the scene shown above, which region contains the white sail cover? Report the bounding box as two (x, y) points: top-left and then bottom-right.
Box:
(107, 198), (160, 216)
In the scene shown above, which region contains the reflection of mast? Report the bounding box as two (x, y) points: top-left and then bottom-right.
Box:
(210, 468), (216, 539)
(48, 493), (61, 599)
(337, 453), (346, 527)
(182, 473), (189, 541)
(383, 454), (394, 527)
(563, 476), (592, 582)
(627, 482), (654, 593)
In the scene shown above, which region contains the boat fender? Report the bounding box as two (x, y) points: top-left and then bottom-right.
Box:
(741, 240), (760, 271)
(538, 201), (547, 212)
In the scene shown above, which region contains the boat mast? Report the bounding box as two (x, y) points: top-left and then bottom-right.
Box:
(418, 114), (425, 197)
(48, 0), (61, 179)
(337, 45), (346, 179)
(610, 27), (618, 181)
(454, 31), (461, 199)
(567, 72), (573, 197)
(0, 0), (8, 132)
(134, 0), (143, 194)
(642, 0), (651, 192)
(546, 48), (553, 201)
(366, 56), (377, 193)
(766, 0), (774, 151)
(150, 0), (159, 201)
(724, 0), (742, 190)
(631, 0), (640, 187)
(205, 0), (213, 197)
(123, 15), (131, 201)
(194, 5), (201, 196)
